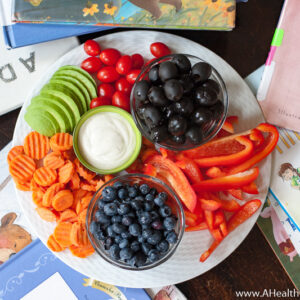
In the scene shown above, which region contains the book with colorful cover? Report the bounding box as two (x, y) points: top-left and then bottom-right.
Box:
(12, 0), (236, 30)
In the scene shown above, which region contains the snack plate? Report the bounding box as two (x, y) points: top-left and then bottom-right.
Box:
(12, 30), (271, 288)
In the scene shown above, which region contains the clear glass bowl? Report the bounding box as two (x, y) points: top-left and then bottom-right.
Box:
(86, 173), (185, 271)
(130, 54), (228, 151)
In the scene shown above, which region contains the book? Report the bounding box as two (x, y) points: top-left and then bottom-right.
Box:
(12, 0), (236, 30)
(257, 0), (300, 132)
(1, 0), (111, 49)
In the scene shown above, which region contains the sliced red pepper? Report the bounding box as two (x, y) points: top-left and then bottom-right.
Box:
(210, 228), (223, 241)
(143, 163), (157, 177)
(159, 148), (176, 161)
(185, 222), (208, 232)
(126, 159), (143, 174)
(206, 166), (227, 178)
(146, 155), (197, 212)
(227, 188), (243, 200)
(249, 128), (264, 147)
(142, 136), (155, 148)
(222, 120), (234, 134)
(141, 148), (158, 163)
(204, 210), (214, 230)
(228, 123), (279, 174)
(199, 198), (222, 211)
(175, 154), (203, 184)
(193, 201), (204, 220)
(226, 115), (239, 124)
(200, 240), (219, 262)
(184, 210), (199, 226)
(207, 192), (241, 212)
(242, 181), (259, 194)
(219, 221), (228, 237)
(214, 210), (225, 227)
(192, 167), (259, 192)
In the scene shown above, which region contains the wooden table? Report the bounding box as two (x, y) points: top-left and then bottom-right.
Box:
(0, 0), (294, 298)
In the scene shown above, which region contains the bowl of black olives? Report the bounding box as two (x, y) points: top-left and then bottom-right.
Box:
(86, 174), (185, 270)
(131, 54), (228, 150)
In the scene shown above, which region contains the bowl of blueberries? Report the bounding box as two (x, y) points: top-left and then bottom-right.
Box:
(86, 174), (185, 270)
(131, 54), (228, 151)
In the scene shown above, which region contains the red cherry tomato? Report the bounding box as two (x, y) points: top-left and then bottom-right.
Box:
(115, 78), (132, 95)
(98, 83), (115, 98)
(81, 57), (102, 73)
(131, 53), (144, 69)
(90, 96), (112, 109)
(83, 40), (101, 56)
(126, 69), (141, 85)
(116, 55), (132, 75)
(150, 42), (171, 58)
(112, 91), (130, 112)
(99, 48), (121, 66)
(97, 66), (120, 83)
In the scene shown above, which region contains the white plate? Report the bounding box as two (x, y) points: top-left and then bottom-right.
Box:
(12, 30), (271, 288)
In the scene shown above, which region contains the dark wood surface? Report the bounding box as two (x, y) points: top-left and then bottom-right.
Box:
(1, 0), (295, 298)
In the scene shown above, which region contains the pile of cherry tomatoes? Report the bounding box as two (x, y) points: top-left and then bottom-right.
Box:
(81, 40), (171, 112)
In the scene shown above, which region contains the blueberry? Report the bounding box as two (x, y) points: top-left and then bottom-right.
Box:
(154, 197), (165, 207)
(151, 220), (163, 230)
(129, 223), (142, 237)
(156, 240), (170, 253)
(148, 249), (160, 262)
(89, 221), (99, 235)
(117, 188), (127, 200)
(111, 215), (122, 223)
(104, 203), (118, 216)
(109, 244), (120, 260)
(150, 211), (160, 220)
(107, 225), (116, 237)
(166, 231), (178, 244)
(114, 235), (122, 244)
(117, 203), (131, 215)
(147, 231), (162, 245)
(141, 242), (153, 255)
(133, 252), (147, 267)
(131, 200), (143, 210)
(142, 224), (150, 230)
(159, 205), (172, 217)
(142, 228), (153, 239)
(95, 229), (106, 241)
(122, 198), (131, 204)
(97, 199), (106, 209)
(136, 210), (144, 218)
(120, 248), (133, 260)
(113, 199), (121, 207)
(102, 186), (117, 201)
(95, 211), (111, 224)
(139, 212), (152, 225)
(113, 181), (123, 189)
(128, 187), (138, 198)
(121, 231), (131, 239)
(130, 240), (140, 252)
(138, 235), (146, 243)
(134, 195), (144, 201)
(158, 192), (167, 201)
(163, 217), (176, 231)
(112, 223), (127, 234)
(122, 215), (133, 226)
(140, 183), (150, 195)
(145, 194), (154, 201)
(119, 239), (129, 249)
(144, 201), (155, 212)
(104, 237), (113, 250)
(125, 212), (135, 218)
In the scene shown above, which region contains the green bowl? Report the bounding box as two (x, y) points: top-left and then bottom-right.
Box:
(73, 106), (142, 175)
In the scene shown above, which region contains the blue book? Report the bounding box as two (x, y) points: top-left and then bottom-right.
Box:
(0, 239), (150, 300)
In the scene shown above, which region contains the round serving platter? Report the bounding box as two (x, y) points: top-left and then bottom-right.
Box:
(12, 30), (270, 288)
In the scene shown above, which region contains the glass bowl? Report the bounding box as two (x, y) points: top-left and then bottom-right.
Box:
(86, 173), (185, 271)
(130, 54), (228, 151)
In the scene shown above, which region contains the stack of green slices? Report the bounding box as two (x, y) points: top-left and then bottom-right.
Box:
(25, 66), (97, 136)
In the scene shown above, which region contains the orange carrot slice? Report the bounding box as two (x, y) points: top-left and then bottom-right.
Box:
(32, 189), (45, 207)
(35, 207), (57, 222)
(70, 222), (89, 246)
(74, 158), (95, 181)
(24, 131), (50, 160)
(14, 180), (31, 191)
(104, 175), (114, 182)
(76, 194), (93, 215)
(95, 179), (105, 191)
(58, 161), (74, 184)
(59, 209), (78, 223)
(33, 167), (57, 186)
(72, 189), (90, 210)
(43, 151), (65, 170)
(47, 234), (65, 252)
(50, 133), (73, 152)
(78, 208), (87, 224)
(52, 190), (73, 211)
(69, 243), (94, 258)
(7, 145), (24, 164)
(80, 181), (96, 192)
(53, 222), (72, 247)
(42, 183), (65, 207)
(68, 172), (80, 190)
(61, 148), (76, 161)
(9, 154), (36, 183)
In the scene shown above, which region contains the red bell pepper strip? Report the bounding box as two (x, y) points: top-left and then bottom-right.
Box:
(222, 120), (234, 134)
(185, 222), (208, 232)
(199, 198), (222, 211)
(249, 128), (264, 147)
(204, 210), (214, 230)
(200, 240), (219, 262)
(146, 155), (197, 212)
(241, 181), (259, 194)
(228, 123), (279, 174)
(226, 116), (239, 124)
(159, 148), (176, 161)
(206, 167), (227, 178)
(175, 154), (203, 184)
(210, 228), (223, 241)
(143, 164), (157, 177)
(184, 210), (198, 227)
(141, 148), (158, 163)
(142, 136), (155, 148)
(192, 167), (259, 192)
(207, 192), (241, 212)
(227, 188), (243, 200)
(214, 210), (225, 227)
(219, 221), (228, 237)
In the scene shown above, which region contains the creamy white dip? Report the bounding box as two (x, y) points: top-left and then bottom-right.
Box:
(78, 112), (136, 170)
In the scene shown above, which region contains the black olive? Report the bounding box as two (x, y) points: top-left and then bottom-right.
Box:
(194, 86), (218, 107)
(202, 79), (220, 94)
(150, 125), (170, 143)
(134, 80), (150, 102)
(159, 61), (179, 82)
(209, 100), (224, 119)
(172, 54), (191, 74)
(143, 105), (163, 129)
(149, 66), (160, 84)
(174, 97), (194, 116)
(180, 75), (195, 95)
(185, 127), (203, 144)
(148, 86), (169, 107)
(168, 115), (188, 136)
(164, 79), (184, 101)
(163, 103), (177, 119)
(192, 62), (212, 83)
(172, 135), (186, 144)
(191, 108), (213, 126)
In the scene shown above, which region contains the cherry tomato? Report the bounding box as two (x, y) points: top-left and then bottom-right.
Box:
(90, 96), (112, 109)
(97, 66), (120, 83)
(131, 53), (144, 69)
(98, 83), (115, 98)
(112, 91), (130, 112)
(83, 40), (101, 56)
(99, 48), (121, 66)
(126, 69), (141, 85)
(116, 55), (132, 75)
(150, 42), (171, 58)
(81, 57), (102, 73)
(115, 78), (132, 95)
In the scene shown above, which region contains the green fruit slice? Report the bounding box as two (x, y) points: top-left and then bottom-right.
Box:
(25, 109), (58, 137)
(40, 90), (80, 127)
(51, 75), (91, 112)
(30, 96), (72, 132)
(56, 66), (97, 99)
